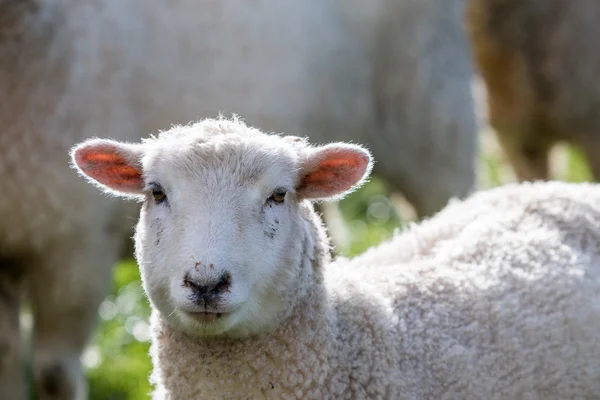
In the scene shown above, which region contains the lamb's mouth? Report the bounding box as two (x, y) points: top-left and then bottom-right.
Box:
(184, 311), (229, 323)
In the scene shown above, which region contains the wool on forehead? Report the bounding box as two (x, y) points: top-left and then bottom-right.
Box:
(142, 116), (302, 187)
(145, 115), (264, 142)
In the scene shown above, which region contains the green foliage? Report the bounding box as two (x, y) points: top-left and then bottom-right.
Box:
(337, 177), (405, 256)
(87, 261), (152, 400)
(563, 145), (593, 182)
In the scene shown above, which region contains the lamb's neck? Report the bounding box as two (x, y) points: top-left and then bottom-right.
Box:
(149, 282), (341, 399)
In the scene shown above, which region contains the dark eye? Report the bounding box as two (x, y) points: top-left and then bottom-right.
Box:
(150, 184), (167, 204)
(268, 188), (287, 204)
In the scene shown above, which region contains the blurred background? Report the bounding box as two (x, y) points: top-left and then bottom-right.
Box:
(1, 0), (597, 399)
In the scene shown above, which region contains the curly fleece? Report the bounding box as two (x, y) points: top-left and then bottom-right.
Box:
(150, 181), (600, 399)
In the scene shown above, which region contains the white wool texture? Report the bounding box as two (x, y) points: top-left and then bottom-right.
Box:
(150, 180), (600, 399)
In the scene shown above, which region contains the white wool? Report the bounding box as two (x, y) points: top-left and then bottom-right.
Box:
(72, 118), (600, 399)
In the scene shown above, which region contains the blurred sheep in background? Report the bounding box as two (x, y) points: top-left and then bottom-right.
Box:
(466, 0), (600, 182)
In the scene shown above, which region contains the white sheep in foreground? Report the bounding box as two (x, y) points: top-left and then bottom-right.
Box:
(71, 117), (600, 399)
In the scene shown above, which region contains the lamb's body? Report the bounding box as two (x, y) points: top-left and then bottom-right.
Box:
(151, 181), (600, 399)
(466, 0), (600, 181)
(71, 118), (599, 399)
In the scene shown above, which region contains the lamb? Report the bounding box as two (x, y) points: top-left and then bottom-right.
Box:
(465, 0), (600, 181)
(71, 116), (600, 399)
(1, 1), (476, 397)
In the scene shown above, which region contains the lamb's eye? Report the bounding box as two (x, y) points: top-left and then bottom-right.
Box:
(150, 185), (167, 204)
(153, 190), (166, 203)
(268, 188), (287, 204)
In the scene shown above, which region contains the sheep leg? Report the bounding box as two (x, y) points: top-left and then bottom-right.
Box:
(493, 127), (552, 182)
(586, 153), (600, 183)
(0, 261), (26, 400)
(27, 235), (119, 400)
(575, 135), (600, 182)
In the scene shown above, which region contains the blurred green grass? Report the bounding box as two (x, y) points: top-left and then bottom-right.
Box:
(85, 262), (153, 399)
(79, 133), (592, 399)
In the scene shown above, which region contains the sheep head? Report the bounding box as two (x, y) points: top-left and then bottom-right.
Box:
(70, 117), (372, 338)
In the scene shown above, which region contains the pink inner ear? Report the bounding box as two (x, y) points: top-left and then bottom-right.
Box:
(299, 147), (370, 199)
(75, 144), (142, 192)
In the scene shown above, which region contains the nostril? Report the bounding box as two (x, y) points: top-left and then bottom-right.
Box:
(183, 272), (231, 297)
(211, 272), (232, 295)
(183, 273), (209, 295)
(183, 273), (198, 290)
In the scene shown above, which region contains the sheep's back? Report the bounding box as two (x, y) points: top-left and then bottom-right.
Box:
(335, 181), (600, 397)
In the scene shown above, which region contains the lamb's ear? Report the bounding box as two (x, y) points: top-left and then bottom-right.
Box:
(70, 138), (145, 198)
(297, 143), (373, 201)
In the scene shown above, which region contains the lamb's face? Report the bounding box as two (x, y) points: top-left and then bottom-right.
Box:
(136, 134), (309, 337)
(70, 118), (372, 338)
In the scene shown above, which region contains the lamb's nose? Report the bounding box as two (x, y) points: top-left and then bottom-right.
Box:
(183, 272), (231, 298)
